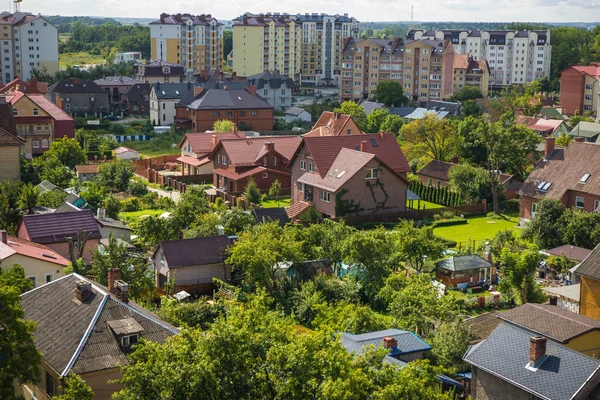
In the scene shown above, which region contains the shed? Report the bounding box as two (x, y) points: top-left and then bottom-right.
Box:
(435, 255), (494, 287)
(284, 107), (312, 123)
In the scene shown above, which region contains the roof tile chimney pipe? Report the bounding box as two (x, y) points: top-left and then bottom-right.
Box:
(544, 137), (555, 159)
(265, 142), (275, 151)
(0, 230), (7, 244)
(529, 336), (547, 367)
(232, 123), (236, 133)
(108, 268), (120, 295)
(575, 137), (585, 143)
(360, 140), (367, 152)
(74, 280), (92, 302)
(383, 337), (398, 349)
(211, 135), (217, 148)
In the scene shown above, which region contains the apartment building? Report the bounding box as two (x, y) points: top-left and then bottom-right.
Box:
(340, 38), (454, 104)
(295, 13), (359, 87)
(150, 13), (224, 81)
(559, 63), (600, 115)
(0, 12), (59, 84)
(232, 14), (302, 80)
(408, 29), (551, 88)
(453, 54), (490, 96)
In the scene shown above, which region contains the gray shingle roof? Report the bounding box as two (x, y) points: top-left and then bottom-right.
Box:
(247, 71), (295, 90)
(157, 235), (231, 268)
(187, 88), (273, 110)
(341, 329), (431, 356)
(284, 107), (306, 116)
(464, 323), (600, 400)
(576, 243), (600, 280)
(20, 274), (177, 376)
(152, 82), (195, 99)
(436, 255), (492, 272)
(253, 207), (290, 227)
(20, 210), (101, 244)
(49, 79), (106, 94)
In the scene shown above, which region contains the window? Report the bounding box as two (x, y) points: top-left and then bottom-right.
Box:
(595, 200), (600, 212)
(346, 128), (352, 135)
(213, 111), (220, 117)
(36, 124), (41, 131)
(308, 162), (314, 172)
(427, 178), (432, 186)
(532, 202), (538, 217)
(585, 84), (593, 90)
(32, 140), (40, 148)
(44, 124), (49, 131)
(28, 276), (37, 286)
(297, 182), (303, 192)
(46, 372), (55, 396)
(366, 168), (379, 179)
(226, 111), (232, 117)
(12, 108), (17, 116)
(300, 160), (306, 170)
(576, 196), (585, 209)
(240, 111), (246, 116)
(262, 173), (268, 178)
(320, 190), (330, 203)
(121, 334), (139, 347)
(252, 110), (258, 116)
(162, 103), (165, 110)
(263, 157), (267, 166)
(45, 273), (52, 283)
(41, 138), (49, 148)
(217, 154), (221, 163)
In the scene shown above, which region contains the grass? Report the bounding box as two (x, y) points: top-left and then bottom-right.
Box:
(119, 209), (167, 222)
(406, 200), (445, 210)
(261, 198), (291, 208)
(126, 132), (184, 158)
(447, 289), (492, 300)
(60, 52), (105, 69)
(433, 212), (520, 245)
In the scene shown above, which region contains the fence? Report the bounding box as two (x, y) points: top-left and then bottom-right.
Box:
(341, 202), (486, 226)
(134, 155), (212, 193)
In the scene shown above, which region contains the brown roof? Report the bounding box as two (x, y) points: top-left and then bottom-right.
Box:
(417, 160), (456, 181)
(75, 164), (100, 174)
(308, 111), (362, 136)
(576, 243), (600, 280)
(0, 101), (22, 145)
(178, 131), (243, 154)
(155, 235), (231, 268)
(210, 136), (301, 167)
(294, 133), (410, 178)
(19, 210), (101, 244)
(544, 245), (592, 262)
(453, 54), (488, 73)
(465, 312), (502, 343)
(498, 303), (600, 343)
(519, 141), (600, 200)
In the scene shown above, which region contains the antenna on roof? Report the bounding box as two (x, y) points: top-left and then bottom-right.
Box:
(13, 0), (21, 13)
(410, 4), (414, 31)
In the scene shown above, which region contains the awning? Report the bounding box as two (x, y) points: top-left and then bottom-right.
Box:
(407, 189), (420, 201)
(176, 155), (209, 167)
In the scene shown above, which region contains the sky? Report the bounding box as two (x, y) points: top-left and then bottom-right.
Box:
(22, 0), (600, 22)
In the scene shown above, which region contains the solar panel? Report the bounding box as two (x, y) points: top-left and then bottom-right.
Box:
(542, 182), (552, 191)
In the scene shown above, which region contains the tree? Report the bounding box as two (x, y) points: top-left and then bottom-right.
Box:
(156, 297), (225, 330)
(373, 80), (408, 107)
(213, 119), (234, 132)
(103, 194), (121, 219)
(53, 372), (94, 400)
(334, 101), (367, 131)
(268, 179), (281, 201)
(96, 159), (135, 191)
(395, 221), (444, 272)
(461, 99), (484, 117)
(18, 182), (39, 215)
(498, 247), (544, 304)
(0, 265), (34, 294)
(185, 213), (221, 238)
(42, 137), (86, 169)
(400, 114), (459, 162)
(171, 185), (210, 231)
(448, 163), (493, 204)
(243, 177), (262, 205)
(221, 207), (256, 236)
(473, 114), (541, 213)
(0, 180), (23, 234)
(366, 107), (390, 133)
(100, 46), (118, 65)
(556, 133), (573, 147)
(379, 114), (404, 137)
(300, 220), (356, 276)
(79, 181), (107, 209)
(521, 198), (566, 249)
(31, 157), (74, 188)
(133, 215), (179, 249)
(427, 320), (472, 374)
(569, 113), (594, 129)
(0, 286), (41, 398)
(451, 85), (483, 101)
(38, 189), (67, 208)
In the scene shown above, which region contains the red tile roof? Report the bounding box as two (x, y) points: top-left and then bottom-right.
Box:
(211, 136), (301, 167)
(295, 133), (410, 178)
(308, 111), (361, 136)
(453, 54), (489, 73)
(75, 164), (100, 174)
(516, 116), (564, 135)
(7, 92), (74, 122)
(571, 64), (600, 79)
(179, 131), (243, 154)
(176, 155), (211, 167)
(0, 236), (69, 266)
(214, 166), (274, 180)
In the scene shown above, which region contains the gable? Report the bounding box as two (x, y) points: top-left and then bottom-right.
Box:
(13, 95), (50, 117)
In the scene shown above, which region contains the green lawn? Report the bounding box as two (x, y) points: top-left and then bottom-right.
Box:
(261, 198), (291, 208)
(119, 209), (167, 222)
(433, 212), (520, 245)
(406, 200), (445, 210)
(60, 52), (105, 69)
(126, 133), (184, 158)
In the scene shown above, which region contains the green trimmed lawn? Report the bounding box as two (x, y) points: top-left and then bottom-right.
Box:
(261, 198), (291, 208)
(406, 200), (445, 210)
(120, 209), (167, 222)
(433, 212), (520, 245)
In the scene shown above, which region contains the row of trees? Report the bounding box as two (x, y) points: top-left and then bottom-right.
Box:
(410, 180), (463, 207)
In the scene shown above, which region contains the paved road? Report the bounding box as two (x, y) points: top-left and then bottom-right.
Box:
(147, 187), (181, 202)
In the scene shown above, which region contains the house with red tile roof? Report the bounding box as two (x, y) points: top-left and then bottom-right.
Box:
(75, 164), (100, 182)
(303, 111), (364, 137)
(515, 115), (568, 137)
(287, 133), (410, 219)
(0, 78), (48, 94)
(209, 136), (301, 196)
(177, 128), (244, 176)
(452, 54), (490, 96)
(0, 231), (69, 286)
(559, 63), (600, 115)
(519, 138), (600, 225)
(4, 90), (74, 158)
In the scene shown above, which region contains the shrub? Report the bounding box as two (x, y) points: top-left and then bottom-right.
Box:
(121, 197), (141, 212)
(215, 197), (225, 207)
(433, 214), (442, 221)
(127, 180), (149, 197)
(441, 210), (455, 219)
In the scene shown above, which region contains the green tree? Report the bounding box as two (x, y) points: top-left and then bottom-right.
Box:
(213, 119), (234, 132)
(569, 113), (594, 128)
(185, 213), (221, 238)
(96, 159), (135, 191)
(79, 181), (108, 209)
(448, 163), (493, 203)
(556, 133), (573, 147)
(103, 194), (121, 219)
(366, 107), (390, 133)
(461, 99), (484, 117)
(53, 372), (94, 400)
(18, 182), (39, 215)
(379, 114), (404, 137)
(132, 215), (179, 249)
(43, 136), (86, 169)
(312, 302), (393, 334)
(0, 180), (23, 234)
(171, 185), (210, 231)
(395, 220), (444, 272)
(498, 247), (544, 304)
(31, 157), (74, 188)
(373, 80), (408, 107)
(221, 207), (256, 235)
(243, 177), (262, 205)
(156, 297), (225, 330)
(400, 114), (460, 162)
(268, 179), (281, 201)
(38, 189), (67, 208)
(334, 101), (367, 131)
(427, 320), (472, 374)
(452, 85), (483, 101)
(300, 220), (356, 276)
(521, 198), (566, 249)
(0, 285), (42, 398)
(0, 264), (34, 294)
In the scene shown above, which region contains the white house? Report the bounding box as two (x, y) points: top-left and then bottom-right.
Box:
(149, 82), (194, 126)
(114, 146), (140, 161)
(246, 71), (294, 111)
(284, 107), (312, 123)
(114, 52), (142, 64)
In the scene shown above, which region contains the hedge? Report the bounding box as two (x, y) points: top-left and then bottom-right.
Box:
(433, 218), (468, 228)
(410, 180), (462, 206)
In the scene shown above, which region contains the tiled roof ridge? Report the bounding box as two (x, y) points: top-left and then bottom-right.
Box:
(502, 303), (600, 331)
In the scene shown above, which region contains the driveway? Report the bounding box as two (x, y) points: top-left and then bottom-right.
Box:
(148, 187), (181, 202)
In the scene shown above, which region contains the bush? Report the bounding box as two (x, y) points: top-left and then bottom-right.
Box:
(434, 219), (467, 228)
(441, 210), (455, 219)
(121, 197), (141, 212)
(215, 197), (224, 207)
(499, 199), (520, 213)
(127, 180), (149, 197)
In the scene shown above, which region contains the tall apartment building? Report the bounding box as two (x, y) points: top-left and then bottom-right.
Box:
(408, 29), (551, 88)
(150, 13), (224, 82)
(232, 14), (302, 80)
(295, 13), (359, 87)
(340, 38), (454, 104)
(0, 12), (58, 84)
(232, 13), (359, 86)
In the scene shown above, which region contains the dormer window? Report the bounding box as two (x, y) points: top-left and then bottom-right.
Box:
(121, 334), (139, 347)
(107, 317), (144, 352)
(163, 67), (171, 75)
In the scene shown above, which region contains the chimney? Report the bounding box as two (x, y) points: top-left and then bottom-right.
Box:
(193, 87), (204, 97)
(264, 141), (275, 151)
(97, 208), (106, 220)
(529, 336), (547, 366)
(383, 337), (398, 349)
(544, 137), (555, 158)
(211, 134), (217, 148)
(108, 268), (121, 294)
(73, 78), (80, 86)
(114, 280), (129, 303)
(246, 86), (257, 96)
(74, 280), (92, 302)
(360, 140), (367, 152)
(0, 230), (7, 244)
(15, 84), (20, 91)
(232, 122), (236, 133)
(380, 131), (385, 139)
(575, 137), (585, 143)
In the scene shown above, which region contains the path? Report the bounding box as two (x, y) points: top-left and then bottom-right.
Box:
(147, 187), (181, 202)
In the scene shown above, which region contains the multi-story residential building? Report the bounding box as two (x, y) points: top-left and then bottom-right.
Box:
(295, 13), (359, 87)
(559, 63), (600, 116)
(0, 12), (59, 84)
(246, 71), (294, 111)
(149, 82), (197, 126)
(453, 54), (490, 96)
(150, 13), (223, 81)
(232, 13), (302, 80)
(135, 60), (185, 84)
(408, 29), (551, 88)
(340, 38), (454, 105)
(48, 79), (110, 115)
(93, 76), (138, 112)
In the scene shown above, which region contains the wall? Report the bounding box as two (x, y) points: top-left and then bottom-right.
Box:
(161, 263), (231, 286)
(99, 226), (131, 242)
(233, 25), (263, 76)
(580, 276), (600, 322)
(188, 108), (274, 132)
(1, 253), (65, 287)
(567, 331), (600, 358)
(17, 18), (59, 81)
(44, 239), (99, 263)
(435, 268), (492, 287)
(81, 367), (123, 400)
(156, 99), (179, 126)
(0, 145), (20, 181)
(471, 367), (531, 400)
(560, 68), (585, 115)
(518, 195), (535, 225)
(565, 189), (600, 214)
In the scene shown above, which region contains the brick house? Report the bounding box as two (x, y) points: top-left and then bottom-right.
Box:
(287, 133), (411, 219)
(559, 63), (600, 115)
(519, 138), (600, 225)
(209, 135), (301, 195)
(303, 111), (364, 137)
(576, 243), (600, 322)
(177, 128), (243, 176)
(175, 86), (274, 132)
(93, 76), (138, 112)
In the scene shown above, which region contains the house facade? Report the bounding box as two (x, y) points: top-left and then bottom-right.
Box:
(75, 164), (99, 182)
(149, 82), (196, 126)
(93, 76), (138, 112)
(177, 130), (243, 176)
(246, 71), (294, 111)
(0, 98), (23, 180)
(123, 83), (151, 115)
(288, 133), (411, 219)
(576, 243), (600, 322)
(435, 255), (494, 287)
(135, 60), (185, 84)
(452, 54), (490, 96)
(519, 139), (600, 224)
(49, 79), (110, 115)
(559, 63), (600, 115)
(284, 107), (311, 123)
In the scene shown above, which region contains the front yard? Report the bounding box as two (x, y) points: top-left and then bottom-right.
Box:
(261, 198), (292, 208)
(433, 212), (520, 245)
(406, 200), (445, 210)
